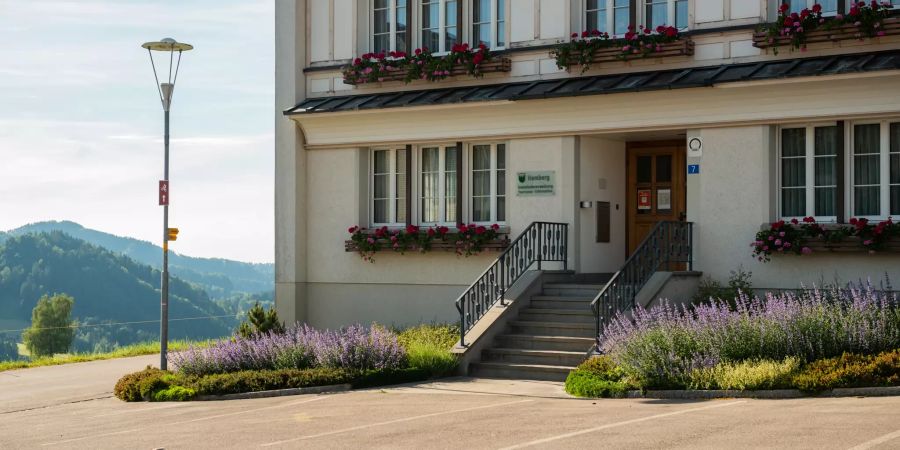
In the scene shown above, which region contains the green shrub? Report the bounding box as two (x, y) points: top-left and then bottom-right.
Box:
(395, 324), (458, 377)
(564, 356), (633, 398)
(114, 366), (170, 402)
(576, 355), (625, 381)
(404, 341), (458, 377)
(688, 357), (800, 391)
(351, 367), (431, 389)
(236, 302), (285, 339)
(565, 371), (629, 398)
(186, 367), (354, 396)
(152, 385), (196, 401)
(792, 349), (900, 392)
(397, 324), (458, 350)
(693, 268), (753, 307)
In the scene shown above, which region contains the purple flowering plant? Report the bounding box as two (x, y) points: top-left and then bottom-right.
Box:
(170, 323), (406, 376)
(600, 281), (900, 388)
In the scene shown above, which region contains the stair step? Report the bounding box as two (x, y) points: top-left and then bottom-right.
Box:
(483, 348), (587, 366)
(543, 283), (607, 289)
(470, 362), (574, 382)
(531, 295), (595, 302)
(496, 334), (595, 352)
(542, 284), (605, 297)
(530, 296), (593, 311)
(518, 308), (595, 324)
(509, 321), (595, 338)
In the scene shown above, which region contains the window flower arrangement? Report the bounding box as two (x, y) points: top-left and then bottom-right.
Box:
(342, 43), (501, 85)
(751, 217), (899, 262)
(552, 25), (685, 73)
(757, 1), (895, 54)
(347, 223), (504, 262)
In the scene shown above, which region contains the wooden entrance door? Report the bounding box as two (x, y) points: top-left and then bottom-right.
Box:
(626, 142), (687, 254)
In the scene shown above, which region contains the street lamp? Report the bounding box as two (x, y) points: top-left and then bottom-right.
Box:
(142, 37), (193, 371)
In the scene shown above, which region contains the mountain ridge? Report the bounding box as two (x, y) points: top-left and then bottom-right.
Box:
(5, 221), (273, 298)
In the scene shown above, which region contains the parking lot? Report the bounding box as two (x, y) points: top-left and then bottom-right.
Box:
(3, 356), (900, 449)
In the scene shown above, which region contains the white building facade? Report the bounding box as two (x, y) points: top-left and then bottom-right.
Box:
(276, 0), (900, 330)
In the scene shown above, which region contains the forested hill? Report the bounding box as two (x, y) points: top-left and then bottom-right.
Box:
(7, 221), (272, 298)
(0, 232), (234, 342)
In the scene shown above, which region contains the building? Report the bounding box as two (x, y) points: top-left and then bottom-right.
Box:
(275, 0), (900, 366)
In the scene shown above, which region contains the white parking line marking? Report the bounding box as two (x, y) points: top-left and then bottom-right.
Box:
(848, 428), (900, 450)
(499, 400), (747, 450)
(41, 395), (329, 446)
(260, 398), (534, 447)
(88, 402), (186, 418)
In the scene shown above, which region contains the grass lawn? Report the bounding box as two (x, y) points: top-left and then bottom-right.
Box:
(0, 340), (209, 372)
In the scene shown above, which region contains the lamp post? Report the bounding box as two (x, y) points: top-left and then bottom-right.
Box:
(142, 38), (193, 371)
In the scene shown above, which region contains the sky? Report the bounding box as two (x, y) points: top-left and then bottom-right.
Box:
(0, 0), (275, 263)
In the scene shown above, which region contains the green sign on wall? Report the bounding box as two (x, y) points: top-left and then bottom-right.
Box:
(516, 171), (555, 196)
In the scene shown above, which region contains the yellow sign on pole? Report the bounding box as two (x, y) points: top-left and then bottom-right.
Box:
(167, 228), (179, 241)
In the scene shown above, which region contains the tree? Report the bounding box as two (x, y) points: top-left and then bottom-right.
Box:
(23, 293), (75, 357)
(237, 302), (284, 338)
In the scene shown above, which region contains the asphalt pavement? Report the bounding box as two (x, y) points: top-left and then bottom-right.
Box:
(2, 355), (900, 449)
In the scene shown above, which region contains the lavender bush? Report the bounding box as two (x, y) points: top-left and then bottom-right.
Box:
(600, 283), (900, 388)
(170, 323), (405, 376)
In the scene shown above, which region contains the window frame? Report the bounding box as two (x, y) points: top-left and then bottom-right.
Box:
(471, 0), (507, 51)
(584, 0), (635, 37)
(369, 147), (409, 227)
(776, 122), (841, 223)
(468, 142), (507, 225)
(643, 0), (689, 30)
(370, 0), (411, 54)
(849, 119), (897, 220)
(772, 0), (843, 18)
(418, 0), (462, 54)
(418, 144), (460, 226)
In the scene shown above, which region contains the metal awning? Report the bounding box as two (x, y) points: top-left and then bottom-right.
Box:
(285, 50), (900, 116)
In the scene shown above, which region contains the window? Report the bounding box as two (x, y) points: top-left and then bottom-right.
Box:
(851, 121), (900, 218)
(472, 0), (505, 50)
(775, 0), (839, 15)
(372, 0), (408, 53)
(471, 143), (506, 223)
(586, 0), (632, 36)
(779, 124), (840, 221)
(420, 145), (458, 224)
(371, 148), (408, 225)
(420, 0), (459, 53)
(644, 0), (688, 29)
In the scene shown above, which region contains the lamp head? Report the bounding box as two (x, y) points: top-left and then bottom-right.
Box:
(142, 38), (194, 52)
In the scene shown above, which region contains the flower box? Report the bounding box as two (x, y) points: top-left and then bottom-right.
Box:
(563, 38), (694, 67)
(752, 218), (900, 262)
(753, 16), (900, 49)
(344, 237), (509, 253)
(349, 58), (511, 85)
(803, 236), (900, 253)
(346, 224), (508, 261)
(341, 44), (511, 86)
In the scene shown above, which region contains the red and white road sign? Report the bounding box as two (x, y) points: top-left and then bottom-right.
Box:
(159, 180), (169, 206)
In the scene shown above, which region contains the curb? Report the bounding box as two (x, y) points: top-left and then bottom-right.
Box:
(193, 383), (352, 401)
(622, 385), (900, 400)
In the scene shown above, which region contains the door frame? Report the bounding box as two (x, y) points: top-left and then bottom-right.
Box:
(625, 140), (687, 257)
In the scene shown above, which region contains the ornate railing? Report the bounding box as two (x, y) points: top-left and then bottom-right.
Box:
(591, 221), (693, 347)
(456, 222), (568, 347)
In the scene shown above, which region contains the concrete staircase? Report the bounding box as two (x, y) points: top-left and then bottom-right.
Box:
(469, 280), (606, 381)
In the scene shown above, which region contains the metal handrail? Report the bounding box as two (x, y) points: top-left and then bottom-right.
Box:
(590, 221), (693, 347)
(456, 222), (568, 347)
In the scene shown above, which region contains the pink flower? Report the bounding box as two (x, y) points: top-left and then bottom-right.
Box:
(367, 237), (375, 244)
(775, 239), (783, 246)
(801, 247), (812, 255)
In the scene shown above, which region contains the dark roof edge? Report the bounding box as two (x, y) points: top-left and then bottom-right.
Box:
(285, 49), (900, 116)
